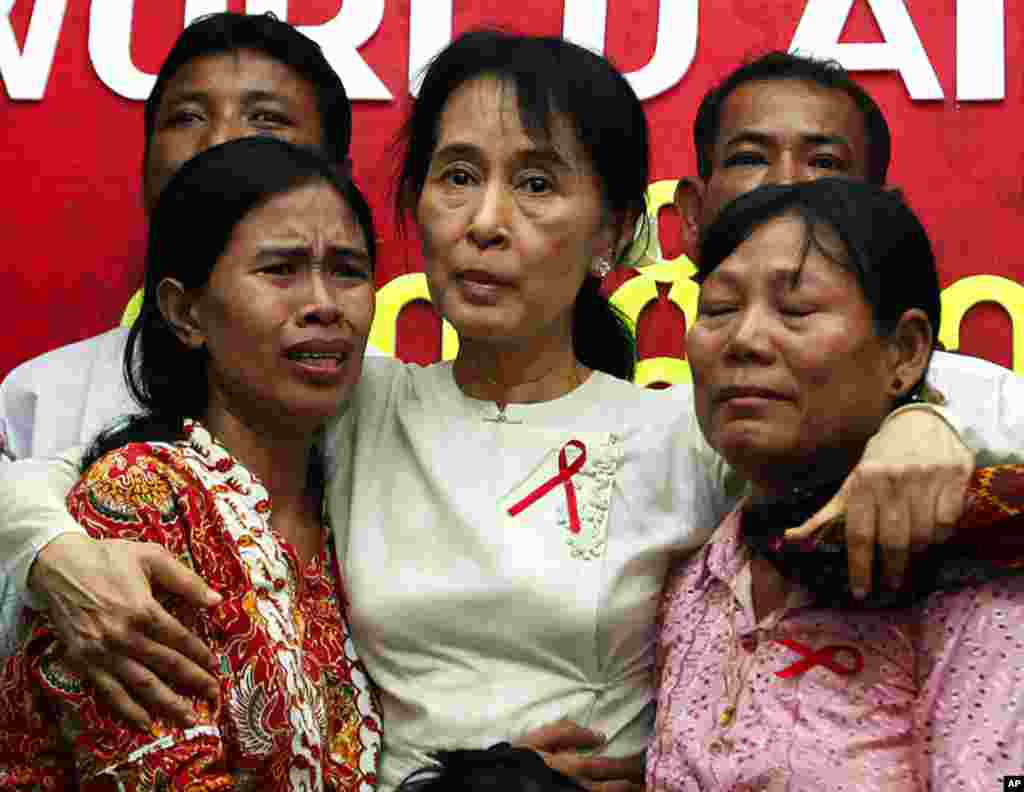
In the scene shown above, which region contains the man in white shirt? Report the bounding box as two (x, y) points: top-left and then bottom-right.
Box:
(0, 8), (352, 684)
(0, 11), (351, 462)
(671, 50), (1024, 580)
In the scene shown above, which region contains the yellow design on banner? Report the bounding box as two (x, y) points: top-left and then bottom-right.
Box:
(939, 275), (1023, 372)
(368, 272), (460, 359)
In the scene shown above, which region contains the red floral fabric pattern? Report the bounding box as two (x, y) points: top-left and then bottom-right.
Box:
(0, 421), (381, 791)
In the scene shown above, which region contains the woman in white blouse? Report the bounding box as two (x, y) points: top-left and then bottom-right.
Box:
(2, 30), (1010, 792)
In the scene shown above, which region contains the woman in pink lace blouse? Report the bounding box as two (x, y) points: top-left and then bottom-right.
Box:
(649, 179), (1024, 792)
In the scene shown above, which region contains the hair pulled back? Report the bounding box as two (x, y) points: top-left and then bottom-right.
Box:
(397, 30), (647, 380)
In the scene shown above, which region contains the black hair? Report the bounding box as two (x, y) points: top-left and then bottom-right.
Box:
(697, 178), (940, 355)
(396, 745), (586, 792)
(693, 51), (891, 185)
(143, 12), (351, 177)
(83, 137), (375, 469)
(395, 29), (644, 381)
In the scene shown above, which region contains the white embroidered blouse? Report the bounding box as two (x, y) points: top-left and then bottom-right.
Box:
(326, 359), (732, 790)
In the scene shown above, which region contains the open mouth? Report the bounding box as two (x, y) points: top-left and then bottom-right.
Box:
(456, 270), (511, 304)
(286, 351), (346, 370)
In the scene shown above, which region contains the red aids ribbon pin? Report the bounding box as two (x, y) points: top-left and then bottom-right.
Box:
(507, 440), (587, 533)
(774, 638), (864, 679)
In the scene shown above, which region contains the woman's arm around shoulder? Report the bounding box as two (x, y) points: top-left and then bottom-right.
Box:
(0, 447), (87, 609)
(0, 443), (232, 791)
(6, 443), (221, 729)
(927, 350), (1024, 462)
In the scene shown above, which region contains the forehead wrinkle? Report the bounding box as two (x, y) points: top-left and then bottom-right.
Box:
(248, 204), (358, 254)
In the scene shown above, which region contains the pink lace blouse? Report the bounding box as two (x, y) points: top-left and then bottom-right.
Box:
(648, 507), (1024, 792)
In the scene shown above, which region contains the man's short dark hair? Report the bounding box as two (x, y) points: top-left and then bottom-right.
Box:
(693, 51), (891, 185)
(143, 12), (351, 163)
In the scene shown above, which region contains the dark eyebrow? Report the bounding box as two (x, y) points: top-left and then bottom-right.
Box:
(704, 263), (806, 291)
(431, 143), (481, 164)
(326, 246), (373, 269)
(158, 90), (209, 107)
(254, 246), (307, 262)
(159, 89), (292, 110)
(517, 147), (572, 171)
(800, 133), (850, 149)
(256, 245), (373, 268)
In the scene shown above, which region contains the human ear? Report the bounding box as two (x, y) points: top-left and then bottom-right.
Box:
(884, 308), (934, 399)
(592, 207), (639, 270)
(157, 278), (206, 350)
(673, 178), (705, 261)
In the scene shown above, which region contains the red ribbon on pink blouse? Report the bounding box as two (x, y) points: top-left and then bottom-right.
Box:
(774, 638), (864, 679)
(507, 440), (587, 534)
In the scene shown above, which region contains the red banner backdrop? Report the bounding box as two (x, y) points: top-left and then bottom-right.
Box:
(1, 1), (1021, 383)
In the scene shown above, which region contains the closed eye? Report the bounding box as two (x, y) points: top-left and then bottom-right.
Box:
(258, 250), (306, 276)
(260, 262), (297, 276)
(722, 150), (768, 168)
(697, 303), (737, 318)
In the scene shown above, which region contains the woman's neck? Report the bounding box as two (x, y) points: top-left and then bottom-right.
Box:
(453, 335), (588, 407)
(743, 458), (857, 621)
(749, 557), (791, 623)
(200, 403), (319, 523)
(745, 450), (859, 504)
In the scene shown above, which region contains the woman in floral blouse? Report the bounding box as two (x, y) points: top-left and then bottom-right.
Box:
(0, 136), (381, 791)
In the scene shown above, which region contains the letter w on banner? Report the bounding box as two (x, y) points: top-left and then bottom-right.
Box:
(83, 0), (390, 100)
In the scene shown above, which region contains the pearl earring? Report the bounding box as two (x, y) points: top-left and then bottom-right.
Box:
(592, 257), (612, 278)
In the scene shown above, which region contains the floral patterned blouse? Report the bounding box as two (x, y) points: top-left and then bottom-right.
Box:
(0, 420), (381, 791)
